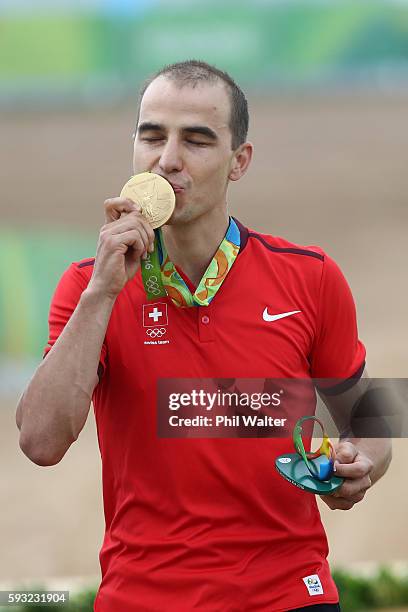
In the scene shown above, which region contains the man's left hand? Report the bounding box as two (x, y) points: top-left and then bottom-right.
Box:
(319, 441), (373, 510)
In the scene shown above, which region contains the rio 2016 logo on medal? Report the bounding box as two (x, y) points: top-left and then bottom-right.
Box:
(275, 416), (344, 494)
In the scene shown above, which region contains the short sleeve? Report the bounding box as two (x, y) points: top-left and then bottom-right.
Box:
(43, 262), (107, 378)
(310, 253), (366, 391)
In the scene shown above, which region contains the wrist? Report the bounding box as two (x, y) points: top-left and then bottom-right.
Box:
(81, 283), (118, 308)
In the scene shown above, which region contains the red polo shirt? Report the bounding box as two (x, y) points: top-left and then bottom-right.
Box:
(44, 220), (365, 611)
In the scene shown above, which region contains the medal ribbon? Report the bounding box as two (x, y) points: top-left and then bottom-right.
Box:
(140, 232), (167, 301)
(141, 217), (240, 307)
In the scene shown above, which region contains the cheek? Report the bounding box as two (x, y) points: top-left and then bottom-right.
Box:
(132, 147), (140, 171)
(132, 145), (154, 171)
(195, 155), (231, 186)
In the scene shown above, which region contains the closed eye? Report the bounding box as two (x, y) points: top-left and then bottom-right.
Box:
(141, 137), (209, 147)
(141, 137), (163, 142)
(186, 140), (210, 146)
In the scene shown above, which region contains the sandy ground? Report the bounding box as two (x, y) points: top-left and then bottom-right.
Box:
(1, 94), (407, 584)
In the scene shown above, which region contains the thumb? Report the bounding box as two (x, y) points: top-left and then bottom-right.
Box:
(334, 441), (358, 469)
(104, 197), (140, 223)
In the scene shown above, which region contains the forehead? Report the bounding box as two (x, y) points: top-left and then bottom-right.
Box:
(138, 76), (231, 131)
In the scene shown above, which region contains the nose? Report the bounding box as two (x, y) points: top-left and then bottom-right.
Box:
(158, 137), (183, 174)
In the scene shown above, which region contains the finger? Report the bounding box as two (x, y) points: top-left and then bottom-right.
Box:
(332, 475), (372, 498)
(334, 441), (359, 465)
(104, 198), (134, 223)
(104, 197), (140, 223)
(334, 458), (373, 479)
(320, 495), (355, 511)
(109, 216), (151, 253)
(320, 495), (354, 510)
(332, 490), (367, 505)
(105, 210), (149, 238)
(125, 228), (151, 258)
(346, 490), (367, 504)
(138, 218), (156, 254)
(326, 488), (368, 508)
(111, 210), (155, 252)
(139, 218), (155, 251)
(135, 220), (152, 254)
(103, 229), (148, 259)
(126, 238), (146, 265)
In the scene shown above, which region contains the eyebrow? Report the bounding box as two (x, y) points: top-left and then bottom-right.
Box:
(137, 122), (164, 134)
(183, 126), (218, 141)
(137, 122), (218, 141)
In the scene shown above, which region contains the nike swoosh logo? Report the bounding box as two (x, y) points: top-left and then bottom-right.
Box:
(263, 308), (301, 322)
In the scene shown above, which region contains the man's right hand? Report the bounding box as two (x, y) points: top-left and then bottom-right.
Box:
(89, 197), (156, 299)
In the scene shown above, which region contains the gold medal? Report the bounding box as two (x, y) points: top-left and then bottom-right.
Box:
(120, 172), (175, 229)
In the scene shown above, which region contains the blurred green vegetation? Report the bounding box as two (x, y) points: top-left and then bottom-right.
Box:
(333, 568), (408, 610)
(1, 1), (408, 92)
(2, 567), (408, 611)
(0, 231), (94, 358)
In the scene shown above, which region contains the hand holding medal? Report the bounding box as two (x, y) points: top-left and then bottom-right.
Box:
(119, 172), (175, 301)
(90, 173), (174, 300)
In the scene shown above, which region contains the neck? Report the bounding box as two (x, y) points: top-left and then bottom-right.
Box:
(162, 208), (230, 287)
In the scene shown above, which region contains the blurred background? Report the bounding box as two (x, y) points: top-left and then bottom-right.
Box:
(1, 0), (408, 608)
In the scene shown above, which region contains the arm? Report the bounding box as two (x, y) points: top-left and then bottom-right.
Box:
(16, 198), (155, 466)
(317, 367), (392, 510)
(16, 287), (115, 466)
(308, 252), (391, 509)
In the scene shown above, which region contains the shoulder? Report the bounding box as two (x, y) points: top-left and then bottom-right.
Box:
(74, 257), (96, 272)
(244, 228), (326, 265)
(65, 257), (95, 281)
(53, 258), (95, 297)
(241, 228), (350, 296)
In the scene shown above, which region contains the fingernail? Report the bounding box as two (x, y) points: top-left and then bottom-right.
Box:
(142, 252), (147, 260)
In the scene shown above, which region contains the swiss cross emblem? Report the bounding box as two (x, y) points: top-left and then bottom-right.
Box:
(143, 303), (168, 328)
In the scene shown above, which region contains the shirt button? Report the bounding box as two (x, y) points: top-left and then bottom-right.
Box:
(201, 315), (210, 325)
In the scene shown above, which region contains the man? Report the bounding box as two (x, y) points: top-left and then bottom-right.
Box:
(16, 60), (391, 611)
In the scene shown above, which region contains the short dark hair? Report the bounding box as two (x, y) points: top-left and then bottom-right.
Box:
(136, 60), (249, 150)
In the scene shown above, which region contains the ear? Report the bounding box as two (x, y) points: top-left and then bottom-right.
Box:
(228, 142), (253, 182)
